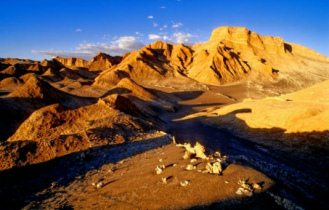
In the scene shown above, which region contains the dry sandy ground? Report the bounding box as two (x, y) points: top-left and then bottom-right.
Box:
(177, 80), (329, 164)
(0, 70), (327, 209)
(25, 143), (275, 210)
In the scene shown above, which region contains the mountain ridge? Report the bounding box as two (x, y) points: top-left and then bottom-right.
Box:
(1, 26), (328, 95)
(91, 26), (329, 90)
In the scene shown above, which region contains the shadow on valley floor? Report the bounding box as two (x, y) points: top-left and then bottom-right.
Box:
(101, 87), (220, 120)
(0, 136), (170, 209)
(164, 108), (329, 210)
(170, 102), (225, 119)
(158, 89), (225, 118)
(189, 191), (284, 210)
(171, 90), (204, 100)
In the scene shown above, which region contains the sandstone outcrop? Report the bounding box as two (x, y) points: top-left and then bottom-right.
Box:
(2, 101), (153, 170)
(189, 26), (329, 87)
(94, 26), (329, 92)
(54, 57), (89, 69)
(54, 53), (122, 71)
(102, 77), (177, 116)
(93, 41), (194, 87)
(88, 52), (122, 71)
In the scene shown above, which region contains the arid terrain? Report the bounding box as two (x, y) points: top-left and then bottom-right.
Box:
(0, 26), (329, 209)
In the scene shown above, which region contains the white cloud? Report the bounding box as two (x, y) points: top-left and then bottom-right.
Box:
(32, 36), (144, 59)
(152, 22), (158, 27)
(78, 36), (144, 55)
(32, 30), (197, 59)
(147, 15), (154, 19)
(75, 28), (82, 32)
(163, 35), (169, 41)
(172, 22), (183, 28)
(148, 34), (162, 40)
(148, 34), (172, 42)
(160, 6), (166, 9)
(173, 32), (192, 43)
(31, 50), (91, 59)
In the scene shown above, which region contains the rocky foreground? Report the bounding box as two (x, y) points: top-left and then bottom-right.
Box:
(0, 26), (328, 209)
(23, 142), (275, 209)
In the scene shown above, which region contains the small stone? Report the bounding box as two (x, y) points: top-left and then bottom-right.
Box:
(96, 181), (104, 189)
(206, 161), (222, 174)
(224, 181), (229, 184)
(236, 179), (254, 196)
(235, 187), (253, 196)
(180, 180), (190, 187)
(235, 187), (244, 195)
(159, 158), (163, 162)
(190, 158), (197, 163)
(155, 167), (163, 175)
(238, 179), (253, 191)
(161, 177), (167, 184)
(155, 165), (165, 175)
(212, 162), (222, 174)
(172, 136), (177, 144)
(183, 151), (190, 160)
(194, 142), (208, 160)
(214, 151), (221, 158)
(185, 164), (196, 171)
(253, 183), (262, 190)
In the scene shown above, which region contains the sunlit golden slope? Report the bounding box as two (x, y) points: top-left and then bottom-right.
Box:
(189, 26), (329, 86)
(208, 79), (329, 133)
(93, 41), (193, 87)
(92, 26), (329, 94)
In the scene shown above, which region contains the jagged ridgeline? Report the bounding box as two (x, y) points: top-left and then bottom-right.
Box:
(91, 26), (329, 89)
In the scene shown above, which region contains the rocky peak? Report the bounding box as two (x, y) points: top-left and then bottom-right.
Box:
(208, 26), (287, 54)
(89, 52), (122, 71)
(209, 26), (251, 43)
(142, 41), (174, 59)
(91, 52), (112, 61)
(147, 41), (172, 50)
(54, 57), (89, 69)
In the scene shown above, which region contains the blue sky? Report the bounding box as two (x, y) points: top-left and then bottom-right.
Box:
(0, 0), (328, 60)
